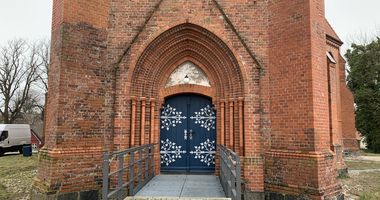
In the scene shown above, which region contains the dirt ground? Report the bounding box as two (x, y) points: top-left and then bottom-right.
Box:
(342, 154), (380, 200)
(0, 153), (37, 200)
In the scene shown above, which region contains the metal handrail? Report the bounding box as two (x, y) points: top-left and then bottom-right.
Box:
(219, 145), (241, 200)
(102, 144), (156, 200)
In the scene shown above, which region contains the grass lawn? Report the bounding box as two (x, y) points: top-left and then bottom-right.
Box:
(360, 150), (380, 157)
(0, 153), (38, 200)
(345, 160), (380, 170)
(342, 153), (380, 200)
(341, 171), (380, 200)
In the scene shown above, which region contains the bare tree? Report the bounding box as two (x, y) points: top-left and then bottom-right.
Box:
(36, 39), (50, 93)
(21, 89), (44, 124)
(34, 39), (50, 120)
(0, 39), (42, 123)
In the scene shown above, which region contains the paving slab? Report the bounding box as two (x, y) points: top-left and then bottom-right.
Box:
(134, 175), (226, 199)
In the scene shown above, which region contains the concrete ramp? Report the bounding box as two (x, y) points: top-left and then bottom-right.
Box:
(127, 175), (229, 200)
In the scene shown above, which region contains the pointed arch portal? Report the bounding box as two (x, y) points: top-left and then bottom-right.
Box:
(122, 23), (247, 173)
(129, 23), (245, 100)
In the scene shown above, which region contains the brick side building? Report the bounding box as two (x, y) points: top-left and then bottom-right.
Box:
(31, 129), (44, 149)
(338, 56), (360, 152)
(32, 0), (358, 199)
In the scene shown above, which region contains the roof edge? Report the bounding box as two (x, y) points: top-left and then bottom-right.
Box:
(326, 34), (344, 46)
(325, 19), (343, 45)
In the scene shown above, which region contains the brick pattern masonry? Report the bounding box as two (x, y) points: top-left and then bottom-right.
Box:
(32, 1), (358, 200)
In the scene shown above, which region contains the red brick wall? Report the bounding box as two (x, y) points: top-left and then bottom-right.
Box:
(105, 0), (267, 193)
(33, 0), (346, 199)
(34, 0), (112, 196)
(326, 39), (346, 170)
(31, 133), (43, 149)
(268, 0), (315, 151)
(265, 0), (342, 199)
(339, 56), (359, 151)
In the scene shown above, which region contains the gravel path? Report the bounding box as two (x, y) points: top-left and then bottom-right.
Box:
(349, 168), (380, 175)
(359, 156), (380, 162)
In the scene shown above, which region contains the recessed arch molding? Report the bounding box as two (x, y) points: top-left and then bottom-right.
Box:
(130, 23), (245, 100)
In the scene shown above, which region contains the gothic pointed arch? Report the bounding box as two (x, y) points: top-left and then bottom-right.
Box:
(129, 23), (245, 101)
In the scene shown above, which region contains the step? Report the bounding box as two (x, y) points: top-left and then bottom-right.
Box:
(125, 197), (231, 200)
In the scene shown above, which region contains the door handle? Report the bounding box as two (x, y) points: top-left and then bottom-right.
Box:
(189, 129), (193, 140)
(184, 129), (188, 140)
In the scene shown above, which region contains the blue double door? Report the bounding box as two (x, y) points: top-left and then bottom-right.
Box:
(160, 94), (216, 172)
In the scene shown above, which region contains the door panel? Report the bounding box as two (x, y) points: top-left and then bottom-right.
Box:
(188, 95), (216, 172)
(160, 94), (216, 172)
(160, 95), (189, 171)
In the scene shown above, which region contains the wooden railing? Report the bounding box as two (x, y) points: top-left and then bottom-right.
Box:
(102, 144), (156, 200)
(219, 145), (241, 200)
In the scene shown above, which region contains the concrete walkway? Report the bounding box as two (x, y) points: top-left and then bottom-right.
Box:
(359, 156), (380, 162)
(134, 175), (227, 199)
(345, 155), (380, 162)
(349, 168), (380, 175)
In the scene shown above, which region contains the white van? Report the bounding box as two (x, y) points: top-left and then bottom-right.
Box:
(0, 124), (31, 156)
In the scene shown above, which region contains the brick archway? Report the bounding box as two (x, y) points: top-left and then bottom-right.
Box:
(117, 23), (249, 173)
(32, 1), (350, 199)
(129, 23), (244, 100)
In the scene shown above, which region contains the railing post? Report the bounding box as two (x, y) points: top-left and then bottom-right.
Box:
(227, 154), (231, 198)
(236, 156), (241, 200)
(129, 152), (135, 195)
(117, 155), (124, 200)
(138, 149), (143, 186)
(102, 152), (110, 200)
(219, 145), (241, 200)
(219, 146), (224, 193)
(145, 146), (149, 179)
(102, 144), (156, 200)
(151, 145), (155, 176)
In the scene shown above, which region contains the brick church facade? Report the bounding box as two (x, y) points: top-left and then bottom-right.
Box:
(32, 0), (358, 199)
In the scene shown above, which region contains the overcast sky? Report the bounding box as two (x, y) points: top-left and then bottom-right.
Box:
(0, 0), (52, 45)
(0, 0), (379, 54)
